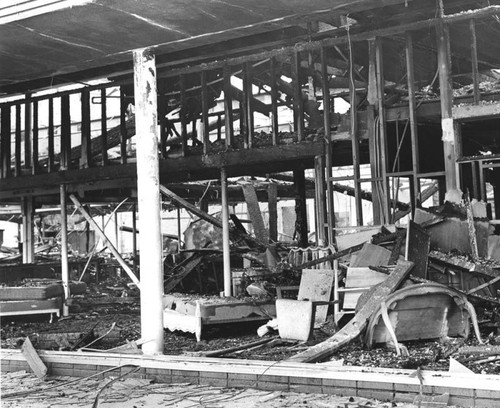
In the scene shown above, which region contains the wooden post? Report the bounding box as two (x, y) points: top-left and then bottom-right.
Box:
(314, 155), (326, 246)
(177, 206), (182, 253)
(15, 104), (21, 176)
(243, 62), (254, 148)
(100, 88), (108, 166)
(120, 87), (128, 164)
(24, 96), (32, 170)
(268, 182), (278, 242)
(114, 211), (119, 252)
(270, 58), (279, 146)
(158, 82), (168, 159)
(405, 32), (420, 210)
(292, 51), (304, 141)
(60, 95), (71, 170)
(348, 42), (362, 226)
(31, 100), (38, 175)
(0, 105), (11, 178)
(437, 21), (460, 192)
(48, 98), (55, 172)
(179, 74), (188, 156)
(321, 46), (335, 244)
(60, 185), (70, 316)
(294, 167), (308, 248)
(375, 37), (390, 223)
(21, 196), (34, 264)
(201, 71), (210, 155)
(221, 166), (231, 297)
(133, 48), (164, 354)
(470, 19), (480, 105)
(81, 89), (91, 168)
(223, 65), (234, 148)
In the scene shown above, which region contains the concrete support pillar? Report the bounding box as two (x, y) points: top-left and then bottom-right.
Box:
(133, 48), (164, 355)
(60, 185), (70, 317)
(221, 167), (231, 297)
(21, 196), (34, 263)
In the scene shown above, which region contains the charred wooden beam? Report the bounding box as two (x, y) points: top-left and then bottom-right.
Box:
(60, 95), (71, 170)
(100, 89), (109, 166)
(14, 105), (21, 177)
(48, 98), (55, 172)
(0, 105), (11, 178)
(119, 87), (128, 164)
(270, 58), (279, 146)
(81, 89), (91, 169)
(223, 65), (234, 148)
(201, 71), (210, 155)
(32, 100), (39, 175)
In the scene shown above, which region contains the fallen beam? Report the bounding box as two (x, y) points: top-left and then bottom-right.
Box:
(288, 260), (414, 363)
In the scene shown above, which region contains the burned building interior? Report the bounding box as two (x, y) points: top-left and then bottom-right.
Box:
(2, 0), (500, 406)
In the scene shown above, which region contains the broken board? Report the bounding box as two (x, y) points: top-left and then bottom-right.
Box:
(297, 269), (335, 324)
(288, 260), (414, 363)
(342, 267), (388, 310)
(405, 220), (430, 278)
(350, 243), (391, 267)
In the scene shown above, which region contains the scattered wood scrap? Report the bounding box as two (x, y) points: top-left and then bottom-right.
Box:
(21, 337), (47, 379)
(288, 260), (414, 363)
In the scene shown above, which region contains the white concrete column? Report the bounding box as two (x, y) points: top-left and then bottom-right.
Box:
(133, 48), (164, 354)
(60, 185), (70, 317)
(221, 167), (231, 296)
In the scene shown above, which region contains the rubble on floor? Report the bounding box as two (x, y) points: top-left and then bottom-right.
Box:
(0, 371), (454, 408)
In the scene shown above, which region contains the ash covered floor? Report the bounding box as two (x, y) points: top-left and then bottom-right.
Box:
(0, 371), (446, 408)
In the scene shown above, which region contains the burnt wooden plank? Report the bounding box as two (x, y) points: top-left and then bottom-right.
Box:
(268, 182), (278, 242)
(294, 167), (308, 248)
(405, 220), (430, 278)
(242, 183), (269, 244)
(21, 337), (48, 379)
